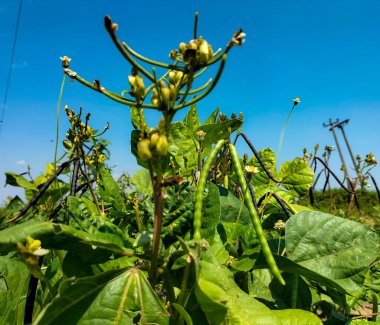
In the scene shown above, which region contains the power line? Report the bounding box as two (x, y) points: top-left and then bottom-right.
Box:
(0, 0), (23, 136)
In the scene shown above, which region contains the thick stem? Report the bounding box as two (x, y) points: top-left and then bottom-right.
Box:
(149, 161), (165, 283)
(291, 274), (299, 308)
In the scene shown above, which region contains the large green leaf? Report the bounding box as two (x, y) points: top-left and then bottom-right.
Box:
(168, 122), (198, 173)
(98, 166), (125, 211)
(250, 148), (277, 186)
(162, 183), (196, 240)
(218, 186), (251, 225)
(203, 107), (219, 125)
(35, 268), (171, 324)
(130, 169), (153, 196)
(0, 220), (131, 261)
(279, 158), (314, 196)
(5, 172), (38, 191)
(272, 309), (322, 325)
(286, 211), (380, 292)
(183, 103), (201, 132)
(0, 256), (29, 325)
(195, 119), (242, 148)
(195, 247), (281, 325)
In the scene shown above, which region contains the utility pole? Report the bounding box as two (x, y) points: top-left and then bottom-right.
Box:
(335, 119), (358, 173)
(323, 118), (353, 189)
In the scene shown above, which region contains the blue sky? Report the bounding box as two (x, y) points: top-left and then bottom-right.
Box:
(1, 0), (379, 202)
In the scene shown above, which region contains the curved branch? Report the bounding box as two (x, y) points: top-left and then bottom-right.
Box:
(238, 133), (281, 183)
(7, 158), (77, 223)
(174, 54), (226, 110)
(368, 173), (380, 204)
(313, 157), (351, 193)
(64, 69), (159, 109)
(104, 16), (155, 82)
(122, 42), (188, 72)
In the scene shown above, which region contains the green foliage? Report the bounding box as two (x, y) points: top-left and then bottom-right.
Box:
(0, 11), (379, 325)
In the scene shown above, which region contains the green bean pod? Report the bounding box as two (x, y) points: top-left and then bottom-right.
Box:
(193, 139), (225, 240)
(229, 144), (285, 285)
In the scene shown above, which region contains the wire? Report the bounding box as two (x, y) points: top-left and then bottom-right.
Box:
(0, 0), (23, 136)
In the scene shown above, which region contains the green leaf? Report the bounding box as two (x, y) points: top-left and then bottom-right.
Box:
(201, 182), (221, 238)
(5, 172), (38, 191)
(286, 211), (380, 292)
(195, 119), (242, 148)
(172, 303), (193, 325)
(98, 166), (125, 211)
(183, 103), (200, 132)
(196, 247), (281, 325)
(219, 186), (251, 225)
(0, 256), (29, 325)
(255, 253), (347, 294)
(0, 220), (132, 262)
(271, 309), (322, 325)
(162, 183), (196, 240)
(168, 122), (198, 173)
(35, 268), (171, 325)
(250, 148), (277, 186)
(203, 107), (219, 125)
(130, 169), (153, 196)
(279, 158), (314, 196)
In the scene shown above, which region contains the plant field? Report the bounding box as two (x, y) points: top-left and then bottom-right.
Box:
(0, 12), (379, 325)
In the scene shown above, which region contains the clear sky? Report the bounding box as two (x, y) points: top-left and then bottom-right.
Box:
(1, 0), (379, 202)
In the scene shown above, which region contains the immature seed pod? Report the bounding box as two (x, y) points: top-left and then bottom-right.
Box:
(179, 42), (187, 54)
(229, 144), (285, 286)
(160, 86), (170, 106)
(151, 89), (159, 105)
(137, 139), (152, 161)
(169, 84), (177, 102)
(63, 140), (72, 149)
(150, 132), (159, 147)
(156, 135), (168, 156)
(198, 38), (209, 65)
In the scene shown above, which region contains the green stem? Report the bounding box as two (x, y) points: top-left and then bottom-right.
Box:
(54, 73), (66, 169)
(149, 160), (165, 283)
(104, 16), (155, 82)
(122, 42), (186, 72)
(174, 54), (226, 110)
(277, 104), (295, 159)
(291, 274), (299, 308)
(178, 254), (192, 306)
(229, 144), (285, 285)
(193, 139), (225, 239)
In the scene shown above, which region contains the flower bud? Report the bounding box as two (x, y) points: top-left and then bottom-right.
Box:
(169, 84), (177, 102)
(98, 154), (107, 164)
(63, 140), (72, 149)
(150, 132), (159, 146)
(160, 86), (170, 106)
(151, 89), (159, 105)
(179, 42), (187, 54)
(188, 40), (198, 50)
(137, 139), (152, 161)
(156, 135), (168, 156)
(198, 38), (209, 65)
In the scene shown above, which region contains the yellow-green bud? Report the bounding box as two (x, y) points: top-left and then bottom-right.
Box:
(137, 139), (152, 161)
(179, 42), (187, 53)
(98, 154), (107, 164)
(150, 132), (159, 146)
(198, 38), (209, 64)
(160, 86), (170, 106)
(189, 40), (198, 50)
(63, 140), (72, 149)
(85, 126), (94, 137)
(151, 89), (159, 105)
(73, 136), (81, 146)
(169, 84), (177, 102)
(156, 135), (168, 156)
